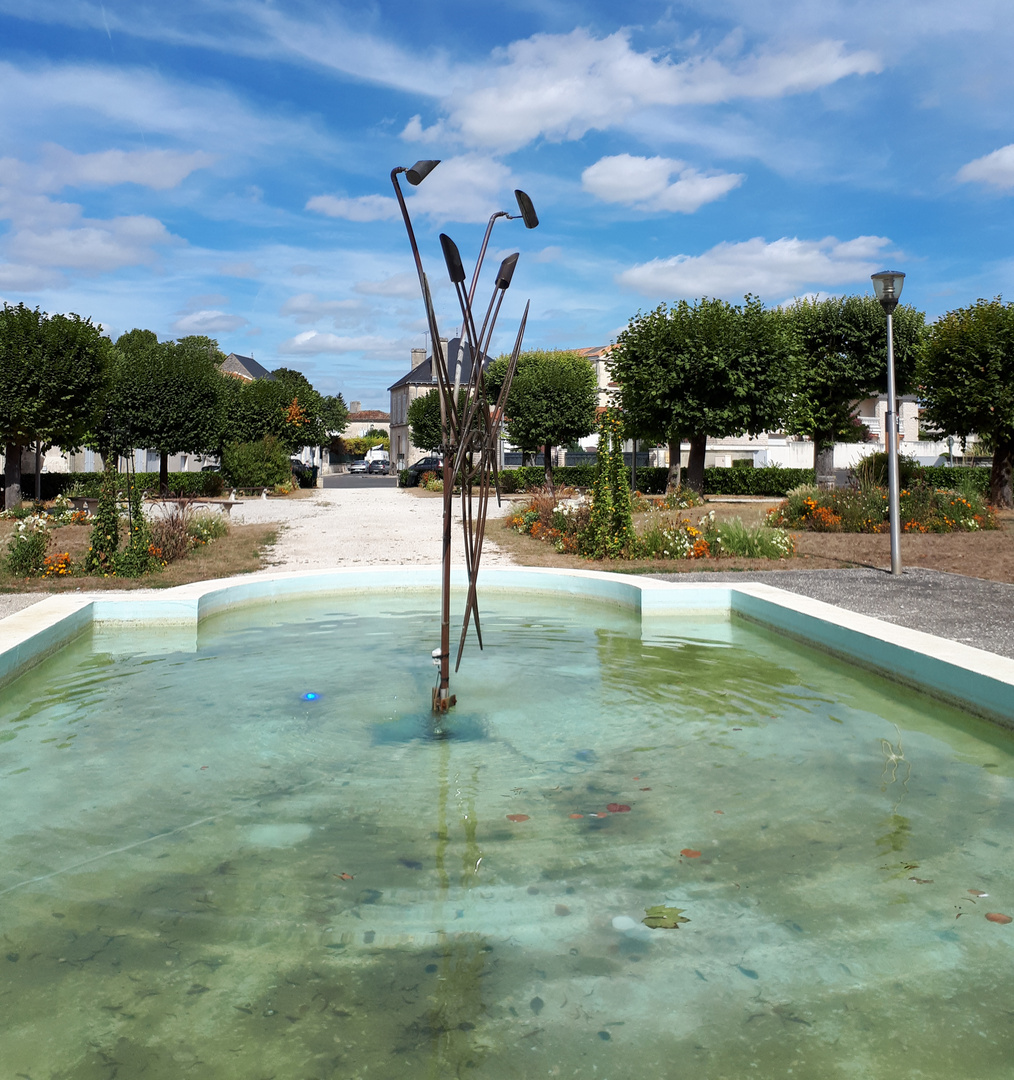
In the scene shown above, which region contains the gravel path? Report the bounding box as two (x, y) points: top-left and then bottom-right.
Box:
(231, 487), (515, 571)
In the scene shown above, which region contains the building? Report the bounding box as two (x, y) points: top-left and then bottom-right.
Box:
(344, 405), (391, 439)
(221, 353), (275, 381)
(390, 337), (491, 469)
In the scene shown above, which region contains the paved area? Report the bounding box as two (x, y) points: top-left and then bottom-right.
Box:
(650, 567), (1014, 659)
(2, 488), (1012, 661)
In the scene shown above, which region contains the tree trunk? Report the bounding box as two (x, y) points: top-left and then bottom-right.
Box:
(4, 442), (23, 510)
(990, 439), (1013, 509)
(160, 451), (170, 496)
(630, 439), (637, 493)
(814, 432), (835, 490)
(666, 435), (682, 493)
(685, 434), (707, 494)
(543, 444), (554, 488)
(35, 442), (42, 499)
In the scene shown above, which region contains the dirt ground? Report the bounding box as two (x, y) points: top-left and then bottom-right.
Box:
(0, 518), (278, 592)
(493, 497), (1014, 585)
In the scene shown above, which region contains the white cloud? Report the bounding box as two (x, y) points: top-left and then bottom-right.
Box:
(305, 193), (400, 222)
(219, 261), (261, 278)
(957, 144), (1014, 189)
(353, 272), (421, 299)
(7, 214), (179, 272)
(172, 309), (248, 334)
(278, 331), (395, 356)
(426, 30), (880, 152)
(618, 235), (892, 299)
(0, 60), (334, 159)
(582, 154), (744, 213)
(36, 144), (215, 190)
(399, 155), (515, 224)
(280, 292), (367, 324)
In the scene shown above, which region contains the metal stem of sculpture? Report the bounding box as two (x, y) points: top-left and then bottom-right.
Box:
(391, 161), (538, 712)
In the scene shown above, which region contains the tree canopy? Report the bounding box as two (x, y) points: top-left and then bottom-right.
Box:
(1, 302), (113, 506)
(407, 388), (444, 452)
(609, 296), (796, 492)
(919, 296), (1014, 507)
(104, 330), (228, 492)
(786, 295), (925, 486)
(222, 367), (347, 453)
(485, 349), (598, 484)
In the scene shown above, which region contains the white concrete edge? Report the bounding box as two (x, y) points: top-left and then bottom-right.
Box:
(1, 567), (1012, 727)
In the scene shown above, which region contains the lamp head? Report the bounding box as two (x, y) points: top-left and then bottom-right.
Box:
(496, 252), (519, 290)
(871, 271), (905, 314)
(439, 233), (466, 284)
(405, 159), (440, 186)
(514, 190), (539, 229)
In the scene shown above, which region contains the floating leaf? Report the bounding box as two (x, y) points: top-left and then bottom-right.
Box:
(968, 889), (988, 897)
(569, 813), (583, 819)
(908, 876), (933, 885)
(506, 814), (530, 823)
(607, 803), (631, 813)
(680, 849), (702, 859)
(338, 872), (354, 880)
(985, 912), (1012, 924)
(643, 905), (690, 929)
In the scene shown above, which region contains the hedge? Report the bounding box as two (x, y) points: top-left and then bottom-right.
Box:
(3, 471), (226, 500)
(911, 465), (989, 493)
(497, 465), (816, 496)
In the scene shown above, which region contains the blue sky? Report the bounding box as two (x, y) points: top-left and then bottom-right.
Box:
(1, 1), (1012, 408)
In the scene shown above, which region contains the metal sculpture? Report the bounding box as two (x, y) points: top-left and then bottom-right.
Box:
(391, 160), (538, 712)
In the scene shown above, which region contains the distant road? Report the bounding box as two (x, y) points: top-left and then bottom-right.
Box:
(322, 473), (398, 490)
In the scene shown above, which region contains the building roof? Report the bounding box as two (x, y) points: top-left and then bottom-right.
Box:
(570, 345), (615, 359)
(222, 353), (275, 381)
(388, 337), (487, 391)
(348, 410), (391, 422)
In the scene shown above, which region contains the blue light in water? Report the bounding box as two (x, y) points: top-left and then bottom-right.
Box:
(302, 692), (320, 702)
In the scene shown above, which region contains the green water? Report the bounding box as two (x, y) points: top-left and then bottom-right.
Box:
(1, 593), (1012, 1079)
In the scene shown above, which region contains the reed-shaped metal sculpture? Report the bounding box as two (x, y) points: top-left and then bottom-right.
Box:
(391, 160), (538, 712)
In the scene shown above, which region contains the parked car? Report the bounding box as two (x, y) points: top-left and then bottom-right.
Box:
(405, 455), (443, 485)
(367, 459), (390, 475)
(348, 459), (368, 475)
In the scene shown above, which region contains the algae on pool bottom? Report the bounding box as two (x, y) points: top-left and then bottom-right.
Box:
(1, 594), (1012, 1079)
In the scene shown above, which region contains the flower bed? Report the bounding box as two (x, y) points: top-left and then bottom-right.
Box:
(767, 484), (996, 534)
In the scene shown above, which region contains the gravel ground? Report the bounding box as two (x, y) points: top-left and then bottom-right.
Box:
(2, 490), (1011, 661)
(230, 486), (515, 571)
(650, 567), (1014, 659)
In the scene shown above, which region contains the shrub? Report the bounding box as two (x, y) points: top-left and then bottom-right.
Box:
(221, 436), (291, 488)
(853, 452), (920, 490)
(4, 514), (50, 576)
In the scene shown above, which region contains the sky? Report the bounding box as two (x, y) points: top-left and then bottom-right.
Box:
(1, 1), (1012, 409)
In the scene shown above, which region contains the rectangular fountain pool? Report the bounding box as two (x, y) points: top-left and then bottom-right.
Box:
(1, 586), (1012, 1079)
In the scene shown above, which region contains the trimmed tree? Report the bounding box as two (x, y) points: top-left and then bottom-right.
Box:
(610, 297), (796, 493)
(110, 331), (228, 494)
(1, 303), (112, 508)
(407, 388), (444, 453)
(918, 296), (1014, 508)
(787, 295), (925, 487)
(485, 349), (598, 486)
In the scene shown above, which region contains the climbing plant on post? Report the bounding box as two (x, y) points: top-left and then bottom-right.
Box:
(85, 453), (120, 574)
(583, 408), (635, 558)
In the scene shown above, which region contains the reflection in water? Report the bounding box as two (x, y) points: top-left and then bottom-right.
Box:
(0, 595), (1012, 1079)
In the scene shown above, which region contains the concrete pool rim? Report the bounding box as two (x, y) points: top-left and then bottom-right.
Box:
(1, 565), (1012, 729)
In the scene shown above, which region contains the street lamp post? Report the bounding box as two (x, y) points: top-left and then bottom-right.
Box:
(871, 270), (906, 576)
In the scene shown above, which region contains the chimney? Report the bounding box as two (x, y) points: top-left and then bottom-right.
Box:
(350, 400), (361, 414)
(411, 347), (426, 370)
